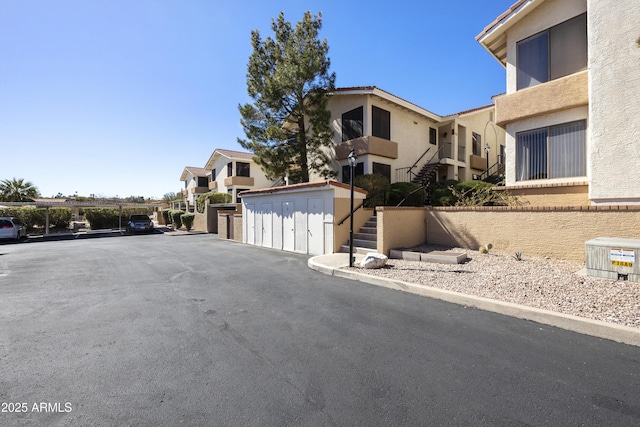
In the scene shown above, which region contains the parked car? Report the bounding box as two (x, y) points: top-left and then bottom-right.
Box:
(0, 217), (26, 241)
(126, 214), (154, 234)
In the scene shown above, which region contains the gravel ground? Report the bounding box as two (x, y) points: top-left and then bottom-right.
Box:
(347, 245), (640, 329)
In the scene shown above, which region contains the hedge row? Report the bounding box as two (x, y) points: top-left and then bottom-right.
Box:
(0, 207), (72, 231)
(83, 207), (150, 230)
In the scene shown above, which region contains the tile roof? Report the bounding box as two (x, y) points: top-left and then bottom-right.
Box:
(476, 0), (528, 41)
(215, 149), (255, 160)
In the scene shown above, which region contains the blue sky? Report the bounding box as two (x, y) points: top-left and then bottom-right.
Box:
(0, 0), (515, 199)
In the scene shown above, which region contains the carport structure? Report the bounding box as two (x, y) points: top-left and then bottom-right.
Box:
(0, 201), (161, 234)
(240, 180), (368, 256)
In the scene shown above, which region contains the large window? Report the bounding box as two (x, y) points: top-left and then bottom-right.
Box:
(372, 106), (390, 140)
(472, 132), (482, 156)
(517, 13), (587, 90)
(342, 106), (363, 142)
(429, 127), (437, 145)
(516, 120), (586, 181)
(197, 176), (208, 187)
(372, 162), (391, 182)
(236, 162), (250, 177)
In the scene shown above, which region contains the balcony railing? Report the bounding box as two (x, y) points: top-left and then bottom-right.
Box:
(224, 176), (254, 186)
(335, 135), (398, 160)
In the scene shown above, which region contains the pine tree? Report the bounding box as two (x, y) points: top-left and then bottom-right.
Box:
(238, 11), (336, 183)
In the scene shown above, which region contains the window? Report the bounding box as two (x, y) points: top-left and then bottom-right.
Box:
(341, 162), (364, 184)
(342, 106), (363, 142)
(227, 162), (233, 177)
(197, 176), (208, 187)
(516, 120), (586, 181)
(210, 169), (216, 182)
(236, 189), (249, 203)
(472, 132), (482, 156)
(372, 106), (390, 140)
(517, 13), (587, 90)
(429, 127), (437, 145)
(236, 162), (250, 177)
(372, 162), (391, 182)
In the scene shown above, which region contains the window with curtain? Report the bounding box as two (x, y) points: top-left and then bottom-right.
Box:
(517, 13), (587, 90)
(516, 120), (586, 181)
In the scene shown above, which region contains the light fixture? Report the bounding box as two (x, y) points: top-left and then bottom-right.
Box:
(348, 149), (357, 267)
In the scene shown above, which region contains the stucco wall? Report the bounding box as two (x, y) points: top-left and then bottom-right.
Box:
(327, 94), (434, 182)
(495, 183), (589, 207)
(425, 206), (640, 263)
(587, 0), (640, 204)
(376, 207), (428, 256)
(333, 202), (373, 253)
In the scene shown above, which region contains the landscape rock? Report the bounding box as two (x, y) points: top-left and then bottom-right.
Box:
(360, 253), (388, 269)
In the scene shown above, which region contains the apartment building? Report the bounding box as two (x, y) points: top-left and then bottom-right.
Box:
(477, 0), (640, 205)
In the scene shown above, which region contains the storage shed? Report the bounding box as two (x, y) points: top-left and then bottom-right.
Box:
(240, 180), (368, 255)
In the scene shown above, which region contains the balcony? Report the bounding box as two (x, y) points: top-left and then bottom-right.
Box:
(224, 176), (254, 186)
(209, 181), (217, 190)
(470, 154), (486, 170)
(335, 135), (398, 160)
(495, 70), (588, 126)
(190, 186), (208, 194)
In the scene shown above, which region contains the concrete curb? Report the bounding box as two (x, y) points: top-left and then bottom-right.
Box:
(308, 256), (640, 347)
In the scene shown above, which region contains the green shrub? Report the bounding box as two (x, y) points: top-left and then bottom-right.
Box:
(162, 209), (171, 224)
(181, 213), (195, 231)
(0, 207), (71, 231)
(196, 192), (233, 213)
(170, 210), (185, 229)
(85, 207), (150, 229)
(354, 174), (390, 208)
(429, 180), (460, 206)
(49, 208), (72, 228)
(388, 182), (425, 207)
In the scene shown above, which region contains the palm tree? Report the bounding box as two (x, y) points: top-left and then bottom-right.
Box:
(0, 178), (40, 202)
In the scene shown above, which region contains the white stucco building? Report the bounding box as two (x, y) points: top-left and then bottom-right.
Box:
(326, 86), (506, 187)
(477, 0), (640, 205)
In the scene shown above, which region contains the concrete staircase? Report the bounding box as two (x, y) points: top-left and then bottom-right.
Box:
(340, 215), (378, 254)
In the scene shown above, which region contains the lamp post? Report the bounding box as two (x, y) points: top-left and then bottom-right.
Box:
(484, 143), (490, 173)
(348, 149), (357, 267)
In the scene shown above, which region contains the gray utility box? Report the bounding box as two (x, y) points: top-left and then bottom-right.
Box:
(585, 237), (640, 282)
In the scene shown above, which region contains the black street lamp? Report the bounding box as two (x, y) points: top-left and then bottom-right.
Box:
(348, 149), (357, 267)
(484, 143), (491, 173)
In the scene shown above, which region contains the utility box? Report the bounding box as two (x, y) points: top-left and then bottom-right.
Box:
(585, 237), (640, 282)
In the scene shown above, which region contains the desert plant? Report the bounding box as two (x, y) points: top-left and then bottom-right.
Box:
(448, 180), (523, 206)
(181, 213), (195, 231)
(513, 251), (524, 261)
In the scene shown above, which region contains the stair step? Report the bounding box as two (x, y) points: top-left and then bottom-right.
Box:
(357, 227), (376, 234)
(351, 239), (377, 249)
(354, 232), (376, 240)
(340, 245), (377, 255)
(364, 221), (377, 228)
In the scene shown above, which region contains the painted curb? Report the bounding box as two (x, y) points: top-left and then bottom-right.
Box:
(308, 256), (640, 347)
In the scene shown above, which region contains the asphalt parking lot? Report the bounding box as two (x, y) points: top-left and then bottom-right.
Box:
(1, 234), (640, 426)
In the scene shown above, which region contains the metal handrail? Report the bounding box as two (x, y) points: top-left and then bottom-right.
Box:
(477, 161), (505, 181)
(406, 143), (449, 181)
(336, 188), (387, 226)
